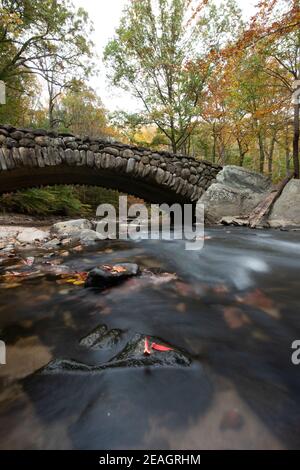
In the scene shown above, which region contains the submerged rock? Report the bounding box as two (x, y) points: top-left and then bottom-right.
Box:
(79, 324), (122, 349)
(85, 263), (140, 289)
(40, 333), (191, 374)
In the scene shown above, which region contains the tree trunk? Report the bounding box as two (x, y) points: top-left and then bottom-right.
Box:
(48, 98), (55, 130)
(237, 140), (244, 166)
(258, 131), (265, 173)
(293, 101), (300, 178)
(171, 139), (177, 154)
(267, 134), (276, 178)
(237, 139), (248, 166)
(212, 124), (216, 163)
(249, 173), (293, 228)
(285, 124), (290, 174)
(218, 136), (226, 165)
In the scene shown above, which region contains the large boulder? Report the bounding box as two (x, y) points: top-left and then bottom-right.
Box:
(200, 165), (271, 223)
(51, 219), (92, 236)
(268, 179), (300, 228)
(17, 227), (49, 243)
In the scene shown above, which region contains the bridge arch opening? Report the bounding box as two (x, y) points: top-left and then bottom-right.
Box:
(0, 165), (191, 206)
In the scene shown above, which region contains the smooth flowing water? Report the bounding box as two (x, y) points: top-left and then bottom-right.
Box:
(0, 227), (300, 449)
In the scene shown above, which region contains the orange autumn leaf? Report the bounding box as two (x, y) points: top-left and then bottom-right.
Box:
(111, 266), (127, 273)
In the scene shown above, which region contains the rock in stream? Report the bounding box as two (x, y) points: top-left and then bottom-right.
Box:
(40, 333), (191, 374)
(85, 263), (140, 289)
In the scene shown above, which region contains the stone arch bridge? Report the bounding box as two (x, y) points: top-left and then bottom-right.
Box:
(0, 125), (221, 204)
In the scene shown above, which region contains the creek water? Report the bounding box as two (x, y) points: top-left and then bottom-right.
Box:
(0, 226), (300, 449)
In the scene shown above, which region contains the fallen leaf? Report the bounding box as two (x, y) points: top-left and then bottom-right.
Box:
(213, 284), (229, 294)
(61, 272), (88, 286)
(223, 307), (251, 329)
(101, 306), (112, 315)
(72, 245), (83, 252)
(175, 281), (194, 297)
(220, 409), (244, 431)
(144, 337), (151, 355)
(0, 282), (22, 289)
(112, 265), (127, 273)
(151, 342), (173, 352)
(236, 289), (280, 319)
(60, 251), (70, 257)
(176, 302), (187, 313)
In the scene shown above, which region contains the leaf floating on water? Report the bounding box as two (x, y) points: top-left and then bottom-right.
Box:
(22, 256), (35, 266)
(144, 337), (151, 355)
(212, 284), (229, 294)
(2, 270), (41, 279)
(236, 288), (280, 319)
(72, 245), (83, 252)
(175, 281), (194, 297)
(151, 342), (173, 352)
(60, 251), (70, 257)
(223, 306), (251, 329)
(220, 408), (244, 431)
(0, 282), (22, 289)
(63, 272), (88, 286)
(0, 269), (44, 286)
(176, 302), (187, 313)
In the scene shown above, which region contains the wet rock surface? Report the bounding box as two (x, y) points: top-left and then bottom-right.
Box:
(79, 324), (122, 350)
(41, 333), (192, 374)
(85, 263), (140, 289)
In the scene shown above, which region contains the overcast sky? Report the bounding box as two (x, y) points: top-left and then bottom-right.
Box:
(72, 0), (258, 113)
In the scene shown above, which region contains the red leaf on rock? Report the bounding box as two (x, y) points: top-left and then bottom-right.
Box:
(144, 337), (151, 355)
(151, 342), (173, 352)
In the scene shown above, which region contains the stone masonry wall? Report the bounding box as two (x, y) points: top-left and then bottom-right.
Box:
(0, 124), (222, 202)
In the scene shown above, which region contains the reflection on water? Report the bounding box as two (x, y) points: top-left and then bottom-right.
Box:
(0, 227), (300, 449)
